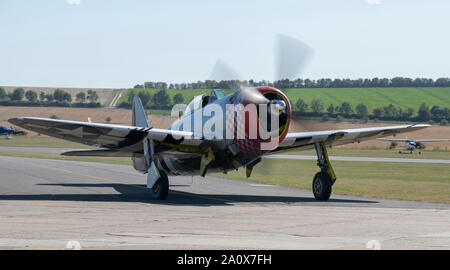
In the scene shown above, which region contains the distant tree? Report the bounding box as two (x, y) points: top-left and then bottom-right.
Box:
(40, 92), (46, 101)
(373, 107), (383, 118)
(25, 90), (38, 102)
(339, 102), (353, 116)
(10, 88), (25, 101)
(311, 99), (324, 113)
(403, 108), (414, 119)
(430, 106), (443, 120)
(383, 104), (401, 118)
(173, 93), (184, 104)
(153, 89), (171, 109)
(49, 115), (59, 119)
(105, 117), (112, 123)
(0, 87), (7, 100)
(138, 91), (151, 107)
(128, 90), (136, 103)
(53, 89), (71, 102)
(335, 115), (344, 122)
(418, 103), (431, 121)
(356, 104), (368, 117)
(63, 92), (72, 102)
(441, 119), (448, 126)
(295, 98), (308, 112)
(45, 94), (54, 102)
(76, 92), (86, 103)
(327, 103), (335, 114)
(87, 90), (98, 103)
(134, 84), (144, 89)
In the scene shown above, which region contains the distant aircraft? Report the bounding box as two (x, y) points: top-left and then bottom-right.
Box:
(377, 137), (450, 154)
(0, 126), (25, 138)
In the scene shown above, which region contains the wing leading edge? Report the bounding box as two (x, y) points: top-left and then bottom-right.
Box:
(8, 117), (205, 157)
(273, 124), (431, 153)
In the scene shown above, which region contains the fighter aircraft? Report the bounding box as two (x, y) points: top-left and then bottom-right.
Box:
(0, 126), (25, 137)
(8, 90), (430, 201)
(7, 35), (431, 201)
(377, 137), (450, 154)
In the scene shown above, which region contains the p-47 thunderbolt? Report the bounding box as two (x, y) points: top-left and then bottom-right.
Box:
(8, 87), (429, 201)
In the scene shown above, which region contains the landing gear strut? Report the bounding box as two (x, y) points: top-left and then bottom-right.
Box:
(312, 142), (336, 201)
(145, 136), (169, 200)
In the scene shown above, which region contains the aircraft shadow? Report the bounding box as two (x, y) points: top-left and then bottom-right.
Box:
(0, 183), (378, 206)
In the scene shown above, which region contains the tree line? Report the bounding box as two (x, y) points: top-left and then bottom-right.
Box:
(133, 77), (450, 90)
(0, 88), (101, 108)
(294, 99), (449, 125)
(118, 89), (184, 110)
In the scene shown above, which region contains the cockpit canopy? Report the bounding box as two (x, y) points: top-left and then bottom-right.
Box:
(184, 89), (227, 116)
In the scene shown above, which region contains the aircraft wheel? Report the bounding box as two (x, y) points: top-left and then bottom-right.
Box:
(312, 171), (332, 201)
(151, 171), (169, 200)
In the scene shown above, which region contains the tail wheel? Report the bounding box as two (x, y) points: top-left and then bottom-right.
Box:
(151, 171), (169, 200)
(312, 171), (332, 201)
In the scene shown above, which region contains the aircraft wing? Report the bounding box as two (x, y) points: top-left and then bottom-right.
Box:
(273, 124), (431, 153)
(8, 117), (205, 157)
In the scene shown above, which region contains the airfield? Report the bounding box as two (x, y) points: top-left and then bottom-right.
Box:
(0, 151), (449, 249)
(0, 108), (449, 249)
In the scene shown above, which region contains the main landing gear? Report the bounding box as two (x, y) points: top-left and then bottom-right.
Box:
(151, 170), (169, 200)
(144, 137), (169, 200)
(312, 142), (337, 201)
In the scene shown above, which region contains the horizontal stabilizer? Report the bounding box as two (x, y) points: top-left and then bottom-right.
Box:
(61, 149), (135, 157)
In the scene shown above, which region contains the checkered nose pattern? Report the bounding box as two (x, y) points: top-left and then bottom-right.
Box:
(227, 87), (291, 157)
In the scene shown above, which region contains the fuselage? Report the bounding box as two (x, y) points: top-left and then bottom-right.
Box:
(149, 87), (291, 176)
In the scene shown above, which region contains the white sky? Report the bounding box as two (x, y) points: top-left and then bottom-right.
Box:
(0, 0), (449, 88)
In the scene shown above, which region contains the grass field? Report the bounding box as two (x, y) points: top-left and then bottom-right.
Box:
(121, 87), (450, 116)
(283, 87), (450, 112)
(217, 158), (450, 204)
(0, 148), (449, 204)
(283, 148), (450, 160)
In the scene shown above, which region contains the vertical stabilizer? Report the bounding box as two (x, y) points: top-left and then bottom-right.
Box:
(132, 96), (149, 128)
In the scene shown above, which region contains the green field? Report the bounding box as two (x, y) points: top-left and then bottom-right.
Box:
(284, 148), (450, 160)
(121, 87), (450, 116)
(283, 87), (450, 113)
(217, 158), (450, 204)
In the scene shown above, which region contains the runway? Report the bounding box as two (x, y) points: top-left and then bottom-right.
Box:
(0, 155), (449, 249)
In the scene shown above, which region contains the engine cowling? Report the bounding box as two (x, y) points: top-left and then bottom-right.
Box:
(230, 86), (291, 156)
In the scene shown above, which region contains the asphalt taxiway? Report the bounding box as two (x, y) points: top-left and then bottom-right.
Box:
(0, 155), (448, 249)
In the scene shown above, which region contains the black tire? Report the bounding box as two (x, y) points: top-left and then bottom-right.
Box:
(151, 171), (169, 200)
(312, 171), (332, 201)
